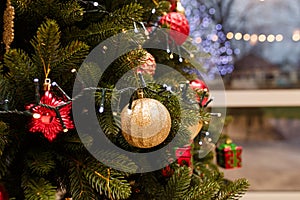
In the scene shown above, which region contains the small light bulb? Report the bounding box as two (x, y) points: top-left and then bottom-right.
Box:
(170, 53), (174, 59)
(99, 107), (104, 113)
(179, 57), (183, 62)
(63, 128), (68, 132)
(33, 113), (41, 119)
(93, 2), (99, 6)
(166, 86), (172, 91)
(71, 69), (77, 73)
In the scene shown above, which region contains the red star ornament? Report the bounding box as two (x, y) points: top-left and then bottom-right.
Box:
(26, 91), (74, 141)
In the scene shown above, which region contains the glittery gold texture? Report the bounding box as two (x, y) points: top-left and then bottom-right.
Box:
(3, 0), (15, 52)
(121, 98), (171, 148)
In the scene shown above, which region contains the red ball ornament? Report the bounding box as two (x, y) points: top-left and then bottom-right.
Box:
(162, 165), (174, 177)
(137, 52), (156, 76)
(26, 91), (74, 141)
(189, 79), (209, 106)
(159, 12), (190, 45)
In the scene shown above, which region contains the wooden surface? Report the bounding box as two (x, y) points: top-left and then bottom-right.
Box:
(210, 89), (300, 107)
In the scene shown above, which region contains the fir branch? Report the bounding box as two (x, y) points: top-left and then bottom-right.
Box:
(56, 1), (84, 25)
(1, 49), (37, 107)
(216, 178), (250, 200)
(62, 132), (93, 153)
(30, 19), (61, 78)
(2, 48), (36, 79)
(98, 110), (120, 137)
(92, 150), (138, 174)
(161, 166), (192, 200)
(22, 177), (57, 200)
(0, 126), (20, 180)
(84, 167), (132, 200)
(15, 0), (84, 25)
(68, 163), (98, 199)
(66, 3), (144, 46)
(108, 3), (144, 28)
(184, 181), (220, 200)
(25, 149), (56, 176)
(53, 40), (89, 71)
(79, 156), (132, 200)
(138, 173), (163, 198)
(0, 121), (9, 157)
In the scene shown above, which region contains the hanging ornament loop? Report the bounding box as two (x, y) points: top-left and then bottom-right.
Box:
(43, 78), (51, 91)
(137, 89), (144, 99)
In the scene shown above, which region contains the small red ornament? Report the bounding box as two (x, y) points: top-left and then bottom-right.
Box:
(137, 52), (156, 76)
(190, 79), (209, 106)
(0, 184), (8, 200)
(26, 91), (74, 141)
(162, 165), (174, 177)
(168, 0), (177, 12)
(159, 12), (190, 45)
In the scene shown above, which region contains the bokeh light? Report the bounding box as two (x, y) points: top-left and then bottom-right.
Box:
(182, 0), (237, 76)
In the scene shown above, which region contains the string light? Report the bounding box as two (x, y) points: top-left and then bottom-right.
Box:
(276, 34), (283, 42)
(234, 32), (242, 40)
(267, 34), (275, 42)
(292, 30), (300, 42)
(243, 33), (251, 41)
(258, 34), (266, 42)
(226, 31), (300, 43)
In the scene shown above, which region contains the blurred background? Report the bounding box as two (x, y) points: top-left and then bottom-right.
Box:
(182, 0), (300, 195)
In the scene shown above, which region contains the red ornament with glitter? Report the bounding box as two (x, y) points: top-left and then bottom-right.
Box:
(189, 79), (209, 106)
(159, 12), (190, 45)
(136, 52), (156, 76)
(26, 91), (74, 141)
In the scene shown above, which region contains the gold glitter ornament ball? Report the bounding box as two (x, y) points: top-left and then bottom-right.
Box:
(121, 98), (171, 148)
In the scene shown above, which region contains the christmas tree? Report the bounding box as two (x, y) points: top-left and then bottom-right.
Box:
(0, 0), (249, 199)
